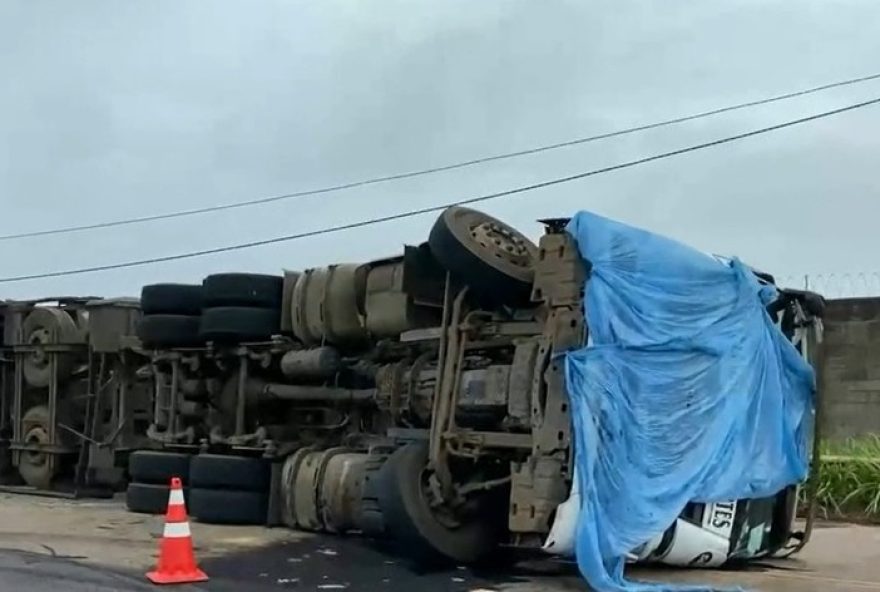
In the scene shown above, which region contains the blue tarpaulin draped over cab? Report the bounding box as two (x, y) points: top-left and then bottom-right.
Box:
(563, 212), (815, 592)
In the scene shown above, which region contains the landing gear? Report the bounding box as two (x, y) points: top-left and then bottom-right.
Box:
(376, 441), (504, 565)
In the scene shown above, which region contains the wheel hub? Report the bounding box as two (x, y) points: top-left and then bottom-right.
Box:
(22, 425), (49, 469)
(421, 469), (463, 529)
(28, 328), (51, 368)
(469, 222), (531, 269)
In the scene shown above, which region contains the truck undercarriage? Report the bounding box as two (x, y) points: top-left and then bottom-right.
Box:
(0, 206), (824, 568)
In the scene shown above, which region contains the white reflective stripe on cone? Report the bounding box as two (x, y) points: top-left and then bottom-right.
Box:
(168, 488), (185, 506)
(163, 521), (192, 538)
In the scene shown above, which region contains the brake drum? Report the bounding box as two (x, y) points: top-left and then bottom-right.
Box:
(319, 452), (369, 534)
(21, 307), (83, 388)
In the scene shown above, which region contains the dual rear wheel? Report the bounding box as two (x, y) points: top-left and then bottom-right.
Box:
(125, 451), (270, 524)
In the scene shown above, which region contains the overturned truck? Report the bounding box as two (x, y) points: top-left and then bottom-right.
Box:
(0, 297), (153, 493)
(126, 206), (822, 567)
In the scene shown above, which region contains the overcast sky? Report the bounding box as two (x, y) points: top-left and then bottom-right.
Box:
(1, 0), (879, 300)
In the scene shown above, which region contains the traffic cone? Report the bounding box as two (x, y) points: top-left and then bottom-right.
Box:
(146, 477), (209, 585)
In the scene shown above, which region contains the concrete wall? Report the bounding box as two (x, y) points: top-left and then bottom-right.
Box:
(822, 297), (880, 441)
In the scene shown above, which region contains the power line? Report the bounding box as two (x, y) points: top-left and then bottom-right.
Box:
(2, 95), (878, 284)
(2, 72), (880, 242)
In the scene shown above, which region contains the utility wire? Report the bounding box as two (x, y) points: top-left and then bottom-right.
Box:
(2, 95), (878, 284)
(2, 72), (880, 242)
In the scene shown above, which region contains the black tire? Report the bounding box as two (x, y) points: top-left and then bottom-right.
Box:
(189, 488), (268, 525)
(199, 307), (280, 343)
(126, 482), (189, 514)
(141, 284), (203, 316)
(202, 273), (283, 309)
(428, 207), (537, 307)
(376, 441), (501, 565)
(189, 454), (270, 492)
(136, 315), (203, 348)
(128, 451), (191, 485)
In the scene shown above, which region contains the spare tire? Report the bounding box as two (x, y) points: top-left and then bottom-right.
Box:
(428, 207), (537, 306)
(199, 306), (280, 343)
(141, 284), (203, 315)
(137, 315), (203, 348)
(202, 273), (283, 309)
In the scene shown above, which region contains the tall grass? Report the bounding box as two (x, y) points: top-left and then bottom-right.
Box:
(808, 435), (880, 521)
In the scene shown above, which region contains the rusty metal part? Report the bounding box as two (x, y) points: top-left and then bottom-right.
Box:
(506, 341), (539, 430)
(374, 360), (410, 421)
(508, 457), (569, 535)
(530, 229), (587, 306)
(376, 361), (513, 428)
(507, 229), (587, 538)
(427, 287), (468, 496)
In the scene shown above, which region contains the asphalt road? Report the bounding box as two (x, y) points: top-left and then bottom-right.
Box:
(2, 493), (879, 592)
(0, 535), (580, 592)
(0, 549), (155, 592)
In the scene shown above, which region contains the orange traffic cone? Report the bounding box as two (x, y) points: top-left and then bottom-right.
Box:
(146, 477), (209, 585)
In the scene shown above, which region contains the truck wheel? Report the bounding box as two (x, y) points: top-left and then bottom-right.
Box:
(126, 482), (188, 514)
(189, 454), (270, 492)
(189, 488), (268, 525)
(17, 405), (63, 489)
(140, 284), (203, 315)
(428, 206), (537, 306)
(202, 273), (283, 309)
(199, 307), (280, 343)
(376, 441), (501, 565)
(136, 315), (202, 348)
(128, 451), (191, 485)
(21, 308), (81, 387)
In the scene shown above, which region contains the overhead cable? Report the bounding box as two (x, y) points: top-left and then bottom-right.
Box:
(2, 95), (877, 283)
(2, 72), (880, 241)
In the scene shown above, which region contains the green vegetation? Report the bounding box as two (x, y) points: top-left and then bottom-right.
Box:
(809, 435), (880, 521)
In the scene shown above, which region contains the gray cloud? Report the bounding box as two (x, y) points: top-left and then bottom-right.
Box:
(1, 0), (879, 299)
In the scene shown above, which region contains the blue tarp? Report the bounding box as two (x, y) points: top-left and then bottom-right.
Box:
(563, 212), (815, 592)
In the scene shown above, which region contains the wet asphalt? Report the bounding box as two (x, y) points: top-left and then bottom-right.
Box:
(0, 533), (582, 592)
